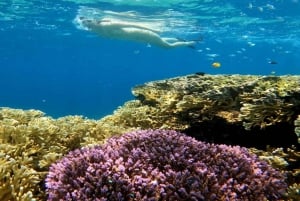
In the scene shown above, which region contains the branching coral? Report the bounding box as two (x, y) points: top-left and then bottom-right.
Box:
(0, 108), (109, 200)
(294, 115), (300, 143)
(46, 129), (287, 201)
(130, 74), (251, 130)
(239, 76), (300, 130)
(0, 107), (45, 125)
(286, 183), (300, 201)
(249, 146), (300, 201)
(98, 100), (177, 132)
(0, 144), (43, 201)
(239, 101), (294, 130)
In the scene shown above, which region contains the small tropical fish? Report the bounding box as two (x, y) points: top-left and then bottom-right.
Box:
(268, 60), (278, 64)
(195, 72), (205, 76)
(212, 62), (221, 68)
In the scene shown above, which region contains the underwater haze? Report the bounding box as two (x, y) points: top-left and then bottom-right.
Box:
(1, 0), (299, 119)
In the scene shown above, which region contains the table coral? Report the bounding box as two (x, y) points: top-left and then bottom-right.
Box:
(130, 74), (300, 131)
(46, 129), (287, 201)
(95, 76), (289, 139)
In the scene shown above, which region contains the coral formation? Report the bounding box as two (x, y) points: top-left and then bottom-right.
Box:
(1, 74), (300, 200)
(99, 74), (300, 142)
(294, 115), (300, 144)
(287, 183), (300, 201)
(249, 146), (300, 201)
(130, 74), (300, 131)
(95, 74), (300, 200)
(46, 129), (287, 201)
(0, 143), (42, 201)
(239, 76), (300, 130)
(0, 107), (110, 201)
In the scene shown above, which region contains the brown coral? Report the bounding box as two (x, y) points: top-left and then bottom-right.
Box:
(0, 143), (43, 201)
(0, 107), (110, 200)
(102, 74), (299, 148)
(294, 115), (300, 144)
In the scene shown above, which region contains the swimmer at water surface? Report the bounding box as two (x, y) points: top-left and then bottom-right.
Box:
(76, 16), (198, 48)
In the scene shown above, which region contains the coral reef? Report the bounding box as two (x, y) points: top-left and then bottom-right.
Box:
(46, 129), (287, 201)
(96, 74), (300, 200)
(129, 74), (300, 132)
(249, 146), (300, 200)
(1, 74), (300, 200)
(99, 74), (300, 143)
(0, 143), (42, 201)
(294, 115), (300, 144)
(0, 107), (110, 201)
(105, 75), (300, 147)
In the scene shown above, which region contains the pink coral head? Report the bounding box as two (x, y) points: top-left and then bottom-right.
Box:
(46, 129), (287, 200)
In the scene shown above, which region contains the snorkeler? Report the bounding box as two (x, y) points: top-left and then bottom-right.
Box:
(76, 16), (198, 48)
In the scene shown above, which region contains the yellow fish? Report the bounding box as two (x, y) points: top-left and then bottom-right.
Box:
(212, 62), (221, 68)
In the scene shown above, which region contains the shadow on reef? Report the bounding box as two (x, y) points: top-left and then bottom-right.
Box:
(184, 117), (299, 150)
(183, 117), (300, 187)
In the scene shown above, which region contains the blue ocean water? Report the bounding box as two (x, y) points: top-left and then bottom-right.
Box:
(0, 0), (299, 119)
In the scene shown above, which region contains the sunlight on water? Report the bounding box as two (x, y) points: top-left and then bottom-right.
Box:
(62, 0), (214, 7)
(1, 0), (298, 45)
(74, 6), (199, 39)
(0, 0), (299, 66)
(1, 0), (299, 65)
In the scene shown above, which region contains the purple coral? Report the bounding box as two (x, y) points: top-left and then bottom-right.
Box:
(45, 129), (287, 201)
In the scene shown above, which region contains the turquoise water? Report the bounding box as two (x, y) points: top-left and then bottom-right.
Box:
(0, 0), (299, 119)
